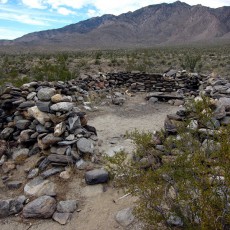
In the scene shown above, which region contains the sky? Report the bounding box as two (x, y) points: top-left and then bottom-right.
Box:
(0, 0), (230, 40)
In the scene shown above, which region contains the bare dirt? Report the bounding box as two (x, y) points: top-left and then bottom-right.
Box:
(0, 93), (179, 230)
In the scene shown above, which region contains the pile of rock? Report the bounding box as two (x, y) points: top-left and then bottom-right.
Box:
(77, 71), (201, 93)
(0, 82), (109, 223)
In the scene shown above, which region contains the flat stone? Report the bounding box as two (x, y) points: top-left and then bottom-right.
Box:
(27, 92), (36, 100)
(7, 181), (23, 189)
(85, 168), (109, 185)
(18, 101), (35, 109)
(77, 138), (94, 154)
(57, 200), (77, 213)
(37, 88), (56, 101)
(16, 120), (31, 130)
(52, 212), (72, 225)
(47, 154), (74, 164)
(41, 134), (62, 146)
(50, 102), (73, 112)
(24, 177), (56, 197)
(41, 167), (64, 179)
(58, 140), (78, 146)
(23, 195), (56, 218)
(50, 146), (68, 155)
(115, 207), (135, 227)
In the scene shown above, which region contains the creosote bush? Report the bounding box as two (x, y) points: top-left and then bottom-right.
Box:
(105, 97), (230, 229)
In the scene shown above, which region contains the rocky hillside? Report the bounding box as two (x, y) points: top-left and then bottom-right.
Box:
(0, 1), (230, 50)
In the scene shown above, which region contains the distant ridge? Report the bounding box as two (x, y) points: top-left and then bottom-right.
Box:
(0, 1), (229, 50)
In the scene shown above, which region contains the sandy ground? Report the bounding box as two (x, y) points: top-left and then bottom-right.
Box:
(0, 93), (179, 230)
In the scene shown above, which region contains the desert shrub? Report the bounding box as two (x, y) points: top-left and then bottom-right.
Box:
(182, 54), (201, 72)
(106, 97), (230, 229)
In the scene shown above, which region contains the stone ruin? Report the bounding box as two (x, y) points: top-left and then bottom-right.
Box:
(0, 70), (229, 225)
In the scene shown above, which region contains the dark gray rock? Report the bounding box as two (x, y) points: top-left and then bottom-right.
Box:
(57, 200), (77, 213)
(36, 124), (49, 133)
(52, 212), (72, 225)
(37, 88), (56, 101)
(0, 197), (24, 218)
(68, 116), (81, 132)
(18, 101), (35, 109)
(0, 127), (14, 139)
(47, 154), (74, 164)
(16, 120), (31, 130)
(7, 181), (23, 190)
(36, 101), (51, 113)
(41, 167), (64, 179)
(41, 134), (62, 146)
(85, 168), (109, 185)
(23, 195), (56, 218)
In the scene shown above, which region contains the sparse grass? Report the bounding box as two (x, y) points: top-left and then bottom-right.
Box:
(0, 44), (230, 87)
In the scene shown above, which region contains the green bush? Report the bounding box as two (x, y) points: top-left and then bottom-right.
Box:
(106, 97), (230, 229)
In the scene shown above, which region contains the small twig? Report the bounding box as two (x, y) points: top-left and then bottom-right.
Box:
(113, 192), (131, 203)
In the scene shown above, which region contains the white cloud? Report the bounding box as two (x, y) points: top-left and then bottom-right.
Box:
(19, 0), (230, 17)
(21, 0), (47, 9)
(0, 0), (8, 4)
(87, 9), (99, 17)
(57, 7), (75, 15)
(0, 28), (26, 39)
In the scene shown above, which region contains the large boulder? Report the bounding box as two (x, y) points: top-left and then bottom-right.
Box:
(23, 195), (56, 218)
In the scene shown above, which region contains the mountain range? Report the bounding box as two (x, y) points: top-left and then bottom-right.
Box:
(0, 1), (230, 50)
